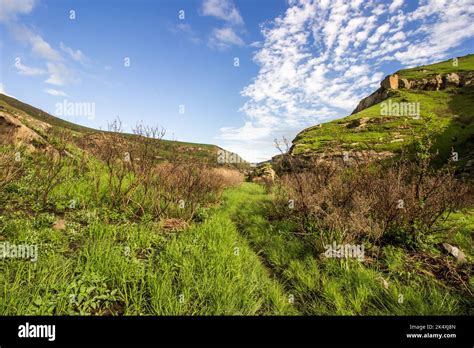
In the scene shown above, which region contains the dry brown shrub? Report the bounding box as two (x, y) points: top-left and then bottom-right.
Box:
(275, 138), (468, 250)
(31, 128), (73, 207)
(212, 167), (243, 187)
(88, 119), (138, 208)
(86, 118), (242, 220)
(152, 163), (226, 219)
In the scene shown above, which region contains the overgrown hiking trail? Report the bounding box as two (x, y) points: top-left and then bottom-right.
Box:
(167, 182), (467, 316)
(2, 182), (468, 315)
(149, 182), (298, 315)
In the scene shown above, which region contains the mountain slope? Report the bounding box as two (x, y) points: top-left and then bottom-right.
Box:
(0, 93), (246, 166)
(290, 55), (474, 170)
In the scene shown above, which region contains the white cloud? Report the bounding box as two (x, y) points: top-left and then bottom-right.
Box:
(45, 62), (77, 86)
(208, 27), (244, 49)
(14, 61), (46, 76)
(344, 64), (369, 78)
(202, 0), (243, 25)
(169, 23), (201, 44)
(44, 88), (68, 97)
(0, 0), (35, 22)
(10, 24), (62, 62)
(7, 25), (80, 87)
(2, 2), (82, 88)
(389, 0), (404, 13)
(60, 42), (90, 65)
(220, 0), (474, 162)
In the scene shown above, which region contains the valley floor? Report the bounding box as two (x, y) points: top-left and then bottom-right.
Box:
(0, 183), (471, 315)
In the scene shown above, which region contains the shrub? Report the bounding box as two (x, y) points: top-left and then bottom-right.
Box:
(275, 140), (468, 251)
(30, 129), (73, 208)
(0, 146), (23, 201)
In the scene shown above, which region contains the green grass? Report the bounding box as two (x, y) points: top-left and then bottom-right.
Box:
(1, 177), (471, 315)
(396, 54), (474, 80)
(292, 87), (474, 163)
(223, 184), (471, 315)
(0, 181), (294, 315)
(292, 54), (474, 162)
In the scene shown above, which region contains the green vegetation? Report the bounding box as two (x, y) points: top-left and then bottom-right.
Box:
(1, 56), (472, 316)
(292, 54), (474, 163)
(396, 54), (474, 80)
(2, 177), (471, 315)
(230, 185), (468, 315)
(0, 188), (293, 315)
(292, 88), (474, 160)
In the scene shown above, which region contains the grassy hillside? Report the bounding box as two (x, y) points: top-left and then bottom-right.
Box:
(0, 93), (245, 166)
(396, 54), (474, 79)
(292, 55), (474, 167)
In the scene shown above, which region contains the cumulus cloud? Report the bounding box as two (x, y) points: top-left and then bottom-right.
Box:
(44, 88), (68, 97)
(389, 0), (404, 13)
(201, 0), (243, 25)
(220, 0), (474, 162)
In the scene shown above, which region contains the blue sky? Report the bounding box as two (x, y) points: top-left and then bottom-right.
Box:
(1, 0), (473, 162)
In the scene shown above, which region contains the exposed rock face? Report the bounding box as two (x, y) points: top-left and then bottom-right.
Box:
(460, 71), (474, 87)
(351, 88), (396, 114)
(285, 150), (395, 168)
(399, 78), (411, 89)
(426, 74), (443, 90)
(249, 165), (276, 186)
(0, 112), (44, 150)
(443, 73), (460, 88)
(351, 71), (473, 115)
(381, 74), (399, 89)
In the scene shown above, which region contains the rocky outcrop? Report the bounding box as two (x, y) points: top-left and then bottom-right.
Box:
(351, 71), (474, 115)
(352, 88), (397, 114)
(399, 78), (411, 89)
(248, 164), (276, 186)
(443, 73), (460, 88)
(381, 74), (399, 89)
(0, 112), (45, 150)
(442, 243), (467, 264)
(460, 71), (474, 87)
